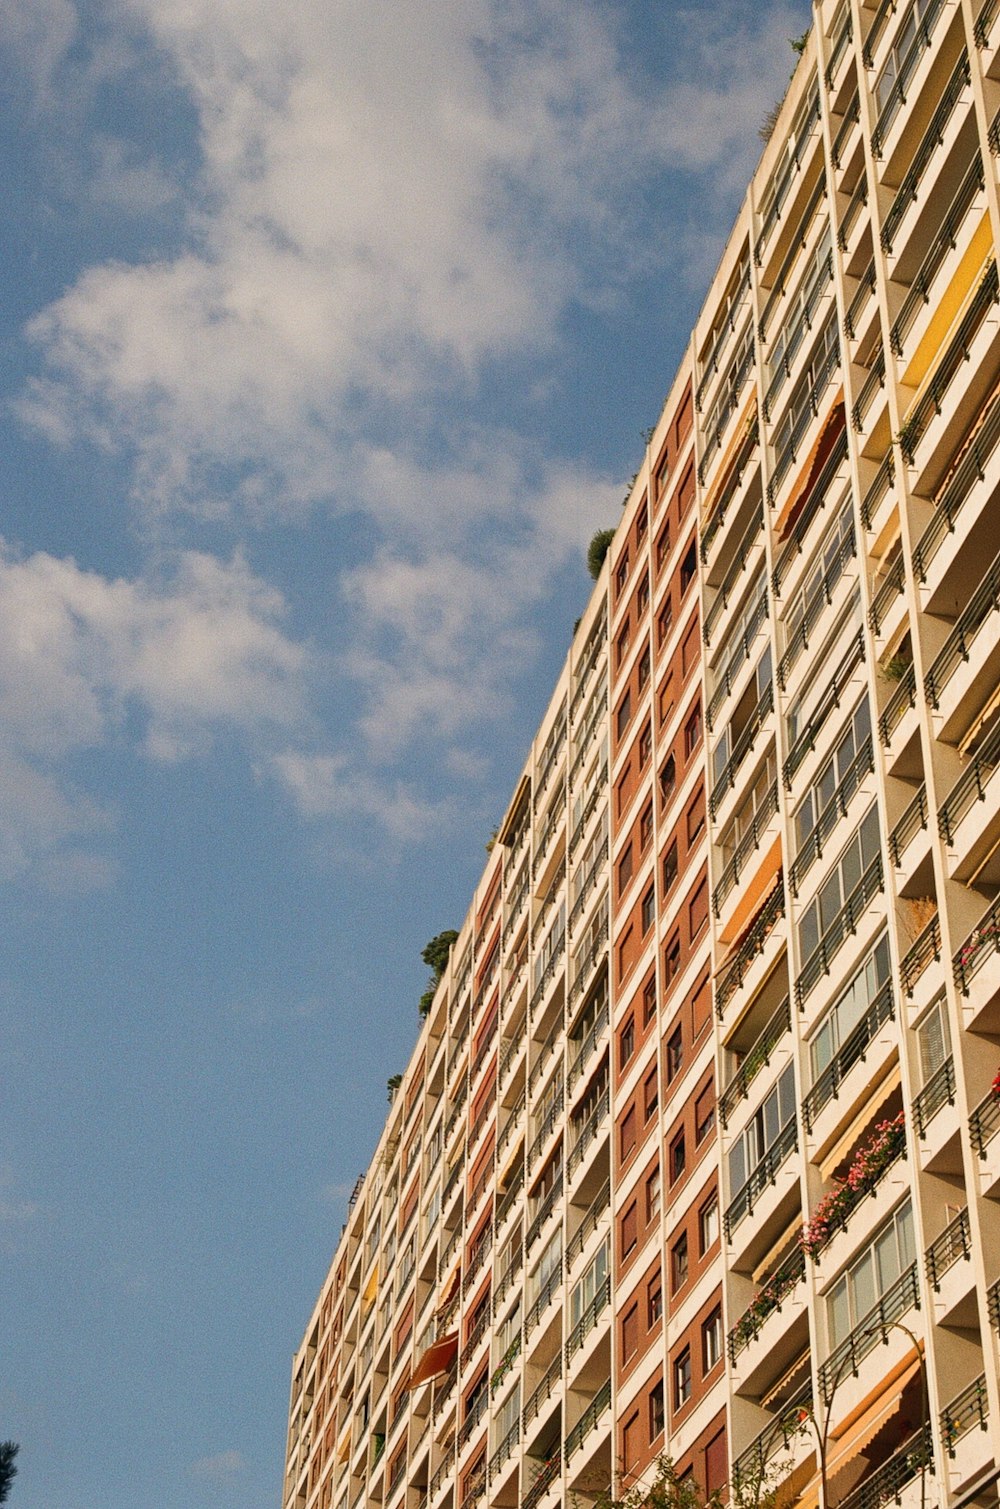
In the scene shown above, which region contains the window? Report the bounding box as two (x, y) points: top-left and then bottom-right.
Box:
(681, 618), (700, 677)
(794, 697), (871, 858)
(616, 552), (630, 596)
(875, 0), (938, 114)
(571, 1240), (609, 1328)
(917, 994), (950, 1084)
(664, 932), (681, 983)
(617, 691), (633, 740)
(638, 645), (651, 691)
(648, 1272), (663, 1327)
(687, 789), (705, 842)
(662, 841), (678, 893)
(784, 499), (854, 657)
(618, 843), (634, 896)
(827, 1203), (914, 1346)
(674, 1346), (692, 1407)
(666, 1026), (684, 1083)
(644, 1068), (659, 1122)
(689, 878), (709, 939)
(637, 571), (650, 614)
(640, 800), (653, 852)
(622, 1302), (639, 1361)
(641, 885), (656, 935)
(695, 1083), (715, 1144)
(636, 504), (648, 544)
(617, 623), (632, 667)
(620, 1107), (637, 1163)
(659, 754), (676, 804)
(671, 1232), (689, 1291)
(658, 599), (674, 646)
(639, 721), (652, 770)
(642, 974), (657, 1026)
(621, 1201), (638, 1258)
(680, 542), (697, 595)
(702, 1308), (723, 1373)
(699, 1195), (719, 1254)
(669, 1130), (687, 1184)
(684, 706), (702, 757)
(727, 1064), (795, 1197)
(645, 1166), (661, 1223)
(649, 1379), (665, 1440)
(656, 522), (671, 569)
(798, 806), (881, 965)
(810, 933), (890, 1085)
(623, 1411), (640, 1474)
(619, 1016), (635, 1069)
(494, 1382), (520, 1449)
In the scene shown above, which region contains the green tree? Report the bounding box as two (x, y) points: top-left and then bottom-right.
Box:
(386, 1072), (403, 1104)
(418, 929), (458, 1017)
(0, 1442), (19, 1505)
(588, 528), (616, 580)
(593, 1453), (782, 1509)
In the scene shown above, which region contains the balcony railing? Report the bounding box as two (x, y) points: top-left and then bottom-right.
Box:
(890, 783), (928, 866)
(926, 1205), (971, 1289)
(566, 1178), (610, 1269)
(756, 85), (821, 256)
(708, 592), (769, 731)
(764, 251), (834, 421)
(838, 1424), (933, 1509)
(779, 530), (856, 691)
(863, 0), (898, 66)
(704, 503), (764, 642)
(569, 764), (607, 854)
(521, 1452), (561, 1509)
(954, 891), (1000, 993)
(914, 1055), (955, 1137)
(891, 154), (984, 356)
(525, 1262), (563, 1338)
(838, 175), (868, 252)
(489, 1419), (520, 1477)
(970, 1084), (1000, 1156)
(719, 997), (791, 1128)
(701, 421), (760, 566)
(785, 630), (865, 785)
(852, 350), (885, 434)
(496, 1165), (525, 1229)
(941, 1373), (989, 1454)
(927, 536), (1000, 710)
(845, 256), (876, 342)
(565, 1378), (612, 1460)
(716, 880), (785, 1018)
(525, 1173), (563, 1253)
(566, 1274), (611, 1361)
(711, 683), (775, 818)
(827, 9), (853, 86)
(567, 1087), (610, 1181)
(976, 0), (999, 44)
(818, 1263), (920, 1404)
(988, 1277), (1000, 1332)
(528, 1090), (564, 1169)
(878, 664), (916, 747)
(796, 856), (883, 1009)
(872, 0), (949, 158)
(901, 261), (1000, 466)
(868, 554), (904, 637)
(768, 339), (841, 502)
(697, 263), (752, 412)
(832, 90), (860, 170)
(807, 1125), (906, 1257)
(568, 838), (608, 931)
(860, 452), (895, 533)
(728, 1243), (806, 1362)
(458, 1386), (488, 1446)
(725, 1118), (798, 1238)
(713, 781), (780, 916)
(940, 716), (1000, 844)
(567, 1002), (609, 1091)
(429, 1445), (456, 1499)
(901, 913), (941, 997)
(522, 1353), (561, 1432)
(789, 736), (874, 896)
(569, 918), (608, 1004)
(772, 428), (850, 596)
(914, 379), (1000, 583)
(699, 330), (756, 483)
(802, 979), (894, 1132)
(732, 1380), (812, 1495)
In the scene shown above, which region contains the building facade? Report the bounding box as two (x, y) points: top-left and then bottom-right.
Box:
(283, 1), (1000, 1506)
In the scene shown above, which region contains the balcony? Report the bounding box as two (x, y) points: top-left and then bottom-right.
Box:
(818, 1264), (920, 1406)
(879, 664), (918, 768)
(880, 45), (970, 252)
(565, 1274), (610, 1366)
(522, 1354), (561, 1439)
(953, 893), (1000, 1030)
(914, 1056), (961, 1172)
(566, 1088), (609, 1186)
(785, 629), (866, 788)
(528, 1091), (564, 1173)
(802, 980), (896, 1147)
(852, 350), (886, 440)
(728, 1244), (808, 1396)
(778, 531), (857, 697)
(914, 383), (1000, 602)
(697, 263), (752, 416)
(868, 553), (905, 642)
(724, 1118), (799, 1257)
(926, 1206), (976, 1325)
(970, 1085), (1000, 1196)
(567, 1003), (609, 1094)
(489, 1420), (520, 1481)
(710, 683), (774, 820)
(860, 452), (896, 542)
(525, 1264), (562, 1344)
(715, 880), (786, 1022)
(939, 716), (1000, 883)
(763, 250), (835, 424)
(731, 1380), (814, 1500)
(772, 428), (850, 596)
(568, 839), (608, 936)
(719, 996), (791, 1129)
(525, 1174), (563, 1254)
(714, 782), (780, 924)
(889, 783), (929, 878)
(890, 154), (984, 364)
(756, 85), (821, 263)
(795, 856), (884, 1012)
(789, 737), (874, 898)
(768, 339), (841, 505)
(701, 432), (761, 576)
(564, 1378), (611, 1465)
(566, 1179), (610, 1274)
(941, 1374), (991, 1488)
(520, 1451), (561, 1509)
(901, 913), (942, 1008)
(707, 591), (769, 733)
(837, 1425), (934, 1509)
(805, 1116), (908, 1274)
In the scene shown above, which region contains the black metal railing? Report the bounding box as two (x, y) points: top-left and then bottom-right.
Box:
(491, 1332), (522, 1393)
(878, 663), (916, 747)
(900, 261), (1000, 465)
(808, 1129), (907, 1258)
(988, 1277), (1000, 1332)
(779, 530), (856, 690)
(713, 782), (780, 916)
(697, 264), (752, 412)
(521, 1452), (561, 1509)
(525, 1264), (562, 1339)
(954, 891), (1000, 994)
(528, 1090), (564, 1169)
(566, 1274), (610, 1361)
(914, 1055), (955, 1137)
(827, 10), (853, 86)
(845, 257), (876, 343)
(769, 338), (841, 502)
(489, 1420), (520, 1477)
(759, 177), (828, 344)
(567, 1003), (609, 1090)
(976, 0), (999, 45)
(796, 856), (883, 1009)
(522, 1353), (561, 1431)
(569, 917), (608, 1004)
(863, 0), (898, 67)
(708, 592), (769, 731)
(565, 1378), (611, 1460)
(785, 630), (865, 785)
(724, 1119), (798, 1239)
(567, 1088), (610, 1181)
(818, 1264), (920, 1403)
(789, 736), (874, 895)
(872, 0), (949, 159)
(566, 1178), (610, 1269)
(802, 980), (895, 1132)
(838, 1424), (933, 1509)
(764, 251), (834, 420)
(970, 1085), (1000, 1156)
(525, 1173), (563, 1253)
(716, 881), (786, 1018)
(860, 452), (895, 532)
(772, 429), (850, 595)
(925, 538), (1000, 709)
(757, 86), (821, 255)
(700, 426), (760, 567)
(699, 331), (757, 484)
(890, 783), (928, 866)
(838, 174), (868, 252)
(719, 998), (791, 1128)
(941, 1373), (989, 1454)
(927, 1206), (971, 1289)
(732, 1381), (812, 1494)
(832, 91), (860, 170)
(704, 504), (764, 642)
(568, 838), (608, 931)
(891, 155), (984, 357)
(868, 554), (905, 637)
(728, 1244), (806, 1362)
(901, 913), (941, 997)
(914, 380), (1000, 583)
(852, 351), (886, 434)
(940, 717), (1000, 843)
(711, 683), (775, 818)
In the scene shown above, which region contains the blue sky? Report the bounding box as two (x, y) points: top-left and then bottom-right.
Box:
(0, 2), (809, 1505)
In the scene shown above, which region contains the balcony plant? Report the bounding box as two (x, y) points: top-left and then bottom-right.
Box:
(992, 1067), (1000, 1101)
(731, 1258), (802, 1352)
(800, 1112), (906, 1258)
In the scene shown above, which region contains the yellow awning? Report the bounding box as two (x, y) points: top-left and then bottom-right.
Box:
(362, 1263), (379, 1306)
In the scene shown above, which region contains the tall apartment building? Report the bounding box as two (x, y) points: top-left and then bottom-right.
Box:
(283, 2), (1000, 1508)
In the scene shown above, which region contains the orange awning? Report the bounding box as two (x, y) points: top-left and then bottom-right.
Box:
(721, 862), (783, 961)
(720, 836), (783, 947)
(407, 1332), (459, 1388)
(437, 1263), (461, 1311)
(773, 389), (845, 540)
(700, 389), (759, 517)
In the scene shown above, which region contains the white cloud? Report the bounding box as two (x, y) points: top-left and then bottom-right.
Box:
(0, 541), (310, 878)
(271, 752), (443, 845)
(188, 1450), (246, 1482)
